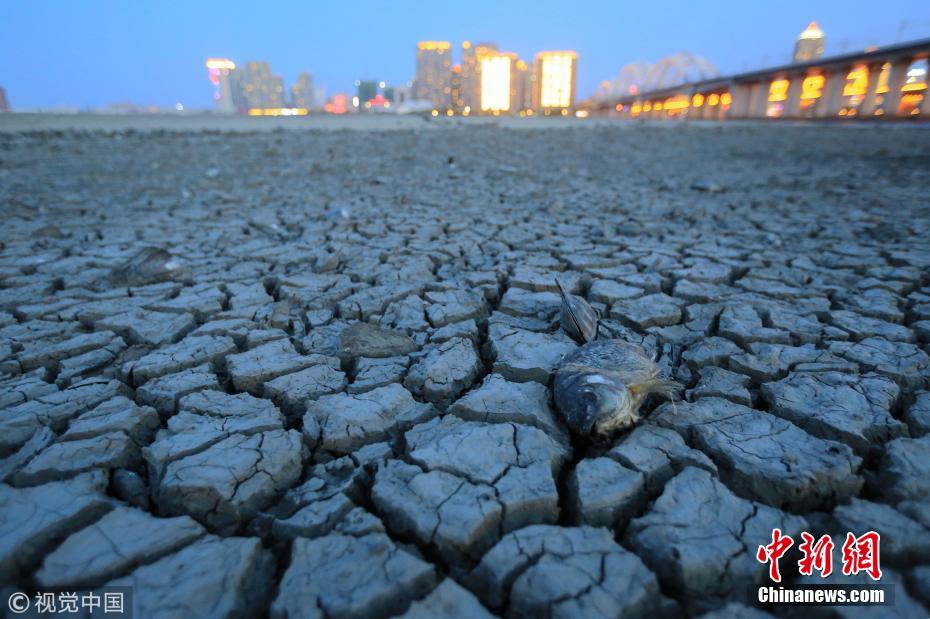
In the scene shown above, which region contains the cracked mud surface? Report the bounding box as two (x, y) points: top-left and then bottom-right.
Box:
(1, 121), (930, 618)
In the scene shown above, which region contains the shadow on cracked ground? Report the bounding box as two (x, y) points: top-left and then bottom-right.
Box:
(1, 120), (930, 618)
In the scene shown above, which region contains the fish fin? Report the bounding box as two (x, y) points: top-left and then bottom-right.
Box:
(628, 377), (681, 401)
(554, 277), (568, 300)
(555, 277), (587, 343)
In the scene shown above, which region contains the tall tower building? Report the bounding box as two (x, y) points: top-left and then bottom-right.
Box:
(461, 41), (498, 111)
(205, 58), (240, 113)
(794, 22), (825, 63)
(414, 41), (452, 107)
(480, 52), (518, 113)
(241, 61), (286, 110)
(291, 72), (315, 109)
(513, 59), (530, 112)
(532, 51), (578, 113)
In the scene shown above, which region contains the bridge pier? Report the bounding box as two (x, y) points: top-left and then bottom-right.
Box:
(859, 64), (883, 116)
(752, 81), (770, 118)
(816, 71), (846, 118)
(783, 77), (804, 118)
(727, 84), (752, 118)
(921, 68), (930, 116)
(882, 60), (911, 116)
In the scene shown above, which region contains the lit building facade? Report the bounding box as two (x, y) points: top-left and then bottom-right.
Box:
(533, 51), (578, 112)
(480, 52), (517, 113)
(794, 22), (825, 63)
(205, 58), (241, 114)
(290, 72), (315, 110)
(461, 41), (498, 112)
(414, 41), (452, 107)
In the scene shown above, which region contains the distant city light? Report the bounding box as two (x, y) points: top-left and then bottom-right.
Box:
(323, 94), (348, 115)
(768, 79), (790, 102)
(844, 65), (869, 97)
(480, 54), (512, 112)
(417, 41), (451, 51)
(801, 75), (825, 100)
(205, 58), (236, 70)
(246, 108), (309, 116)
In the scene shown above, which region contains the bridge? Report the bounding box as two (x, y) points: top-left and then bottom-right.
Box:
(585, 37), (930, 120)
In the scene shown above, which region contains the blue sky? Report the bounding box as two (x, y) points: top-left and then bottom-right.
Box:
(2, 0), (928, 109)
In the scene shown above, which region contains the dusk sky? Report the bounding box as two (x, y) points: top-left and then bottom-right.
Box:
(3, 0), (929, 109)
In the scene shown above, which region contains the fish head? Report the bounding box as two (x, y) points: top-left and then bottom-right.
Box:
(573, 374), (634, 435)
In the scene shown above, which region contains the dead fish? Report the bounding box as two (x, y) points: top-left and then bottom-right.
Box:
(555, 278), (598, 344)
(553, 339), (679, 436)
(108, 247), (187, 287)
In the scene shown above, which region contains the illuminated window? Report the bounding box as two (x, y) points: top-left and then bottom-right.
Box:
(801, 75), (825, 100)
(898, 92), (924, 115)
(664, 95), (690, 112)
(902, 62), (928, 92)
(844, 65), (868, 97)
(768, 79), (790, 102)
(692, 93), (704, 107)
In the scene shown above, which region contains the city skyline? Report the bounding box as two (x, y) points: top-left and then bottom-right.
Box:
(3, 0), (929, 110)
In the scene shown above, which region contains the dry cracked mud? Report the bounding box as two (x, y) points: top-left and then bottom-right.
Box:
(1, 120), (929, 618)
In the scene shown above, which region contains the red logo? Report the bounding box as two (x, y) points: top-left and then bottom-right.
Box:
(841, 531), (882, 581)
(757, 530), (881, 582)
(756, 528), (794, 582)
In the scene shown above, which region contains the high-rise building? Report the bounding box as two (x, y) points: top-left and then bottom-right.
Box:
(291, 72), (315, 110)
(356, 80), (379, 106)
(391, 84), (413, 106)
(241, 61), (286, 110)
(794, 22), (825, 63)
(450, 65), (464, 110)
(0, 87), (9, 112)
(480, 51), (520, 113)
(205, 58), (241, 113)
(461, 41), (498, 112)
(533, 51), (578, 112)
(513, 59), (531, 112)
(414, 41), (452, 107)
